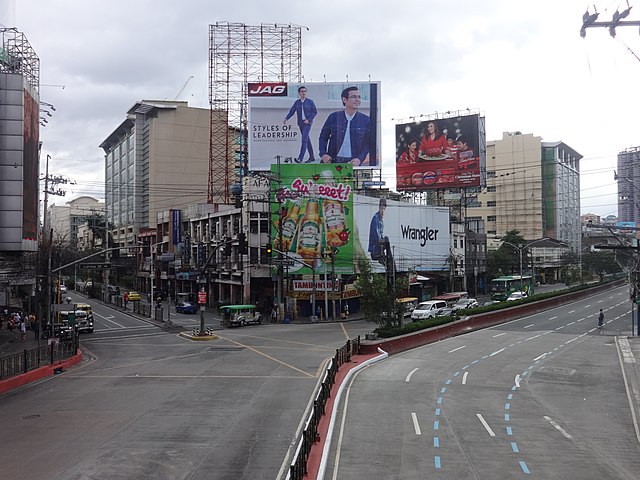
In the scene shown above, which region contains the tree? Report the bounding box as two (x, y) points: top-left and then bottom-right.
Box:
(355, 258), (408, 329)
(487, 230), (530, 278)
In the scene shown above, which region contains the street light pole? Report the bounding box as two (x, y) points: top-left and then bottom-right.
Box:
(501, 238), (549, 292)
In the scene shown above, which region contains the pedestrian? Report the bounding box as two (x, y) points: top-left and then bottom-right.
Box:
(598, 309), (604, 328)
(33, 316), (39, 339)
(271, 305), (278, 323)
(19, 318), (26, 342)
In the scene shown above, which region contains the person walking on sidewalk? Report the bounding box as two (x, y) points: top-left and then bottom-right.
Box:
(19, 318), (27, 342)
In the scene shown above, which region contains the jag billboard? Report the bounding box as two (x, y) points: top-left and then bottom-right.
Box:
(395, 114), (485, 191)
(352, 195), (450, 273)
(249, 81), (381, 170)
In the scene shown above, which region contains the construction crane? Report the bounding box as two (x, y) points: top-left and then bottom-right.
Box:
(173, 75), (194, 100)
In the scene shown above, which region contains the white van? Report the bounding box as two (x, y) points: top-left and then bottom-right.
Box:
(411, 300), (448, 321)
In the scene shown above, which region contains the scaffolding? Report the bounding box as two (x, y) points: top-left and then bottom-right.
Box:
(0, 28), (39, 93)
(208, 22), (303, 204)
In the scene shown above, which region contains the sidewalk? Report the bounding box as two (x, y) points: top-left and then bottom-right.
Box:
(0, 323), (43, 357)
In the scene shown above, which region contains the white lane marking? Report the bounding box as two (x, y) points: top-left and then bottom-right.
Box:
(411, 412), (422, 435)
(585, 304), (591, 308)
(493, 332), (507, 338)
(448, 345), (466, 353)
(476, 413), (496, 437)
(544, 416), (572, 439)
(568, 310), (575, 313)
(549, 316), (557, 320)
(524, 324), (534, 329)
(515, 375), (521, 388)
(462, 372), (469, 385)
(524, 334), (541, 341)
(405, 368), (419, 382)
(533, 352), (549, 362)
(567, 322), (575, 326)
(99, 316), (126, 328)
(618, 337), (636, 364)
(490, 348), (505, 357)
(556, 326), (565, 330)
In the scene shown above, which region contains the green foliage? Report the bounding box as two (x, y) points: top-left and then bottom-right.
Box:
(355, 258), (409, 329)
(369, 276), (625, 339)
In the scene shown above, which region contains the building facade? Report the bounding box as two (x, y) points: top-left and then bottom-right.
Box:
(474, 132), (581, 251)
(47, 196), (103, 246)
(617, 146), (640, 223)
(0, 28), (39, 310)
(100, 100), (224, 248)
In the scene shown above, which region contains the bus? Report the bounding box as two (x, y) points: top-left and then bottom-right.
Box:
(490, 276), (533, 301)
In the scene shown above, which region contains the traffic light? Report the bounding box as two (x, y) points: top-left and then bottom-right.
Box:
(238, 233), (247, 254)
(265, 243), (272, 255)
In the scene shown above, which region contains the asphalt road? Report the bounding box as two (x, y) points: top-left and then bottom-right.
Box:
(323, 285), (640, 479)
(0, 293), (373, 480)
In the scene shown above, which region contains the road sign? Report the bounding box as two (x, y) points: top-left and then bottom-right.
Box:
(272, 259), (295, 266)
(79, 263), (111, 269)
(198, 291), (207, 305)
(362, 180), (386, 187)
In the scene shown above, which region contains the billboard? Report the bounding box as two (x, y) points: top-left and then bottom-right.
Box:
(250, 81), (381, 170)
(395, 114), (484, 191)
(352, 195), (450, 273)
(23, 87), (39, 242)
(270, 164), (354, 275)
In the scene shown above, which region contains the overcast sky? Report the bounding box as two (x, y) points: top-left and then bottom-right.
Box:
(3, 0), (639, 218)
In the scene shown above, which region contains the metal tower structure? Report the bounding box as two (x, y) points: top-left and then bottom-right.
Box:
(0, 27), (39, 92)
(208, 22), (303, 204)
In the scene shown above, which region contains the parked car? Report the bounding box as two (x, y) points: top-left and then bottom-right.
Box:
(125, 291), (141, 301)
(107, 285), (120, 295)
(483, 300), (501, 306)
(452, 298), (478, 311)
(411, 300), (448, 321)
(436, 306), (457, 317)
(175, 302), (199, 314)
(59, 284), (67, 294)
(506, 291), (528, 301)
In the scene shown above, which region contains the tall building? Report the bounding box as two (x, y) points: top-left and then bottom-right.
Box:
(617, 146), (640, 223)
(474, 132), (581, 251)
(0, 28), (39, 309)
(100, 101), (229, 247)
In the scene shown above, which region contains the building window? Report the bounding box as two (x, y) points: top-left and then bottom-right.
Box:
(488, 230), (496, 235)
(487, 201), (496, 207)
(487, 171), (496, 178)
(454, 238), (458, 248)
(487, 215), (497, 222)
(487, 186), (496, 192)
(460, 239), (464, 249)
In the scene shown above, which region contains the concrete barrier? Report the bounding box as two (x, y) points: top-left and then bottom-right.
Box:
(0, 350), (83, 394)
(360, 280), (625, 355)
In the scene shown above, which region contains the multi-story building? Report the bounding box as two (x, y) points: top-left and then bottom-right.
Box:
(0, 28), (39, 310)
(475, 132), (582, 251)
(617, 146), (640, 223)
(100, 100), (228, 248)
(47, 196), (104, 246)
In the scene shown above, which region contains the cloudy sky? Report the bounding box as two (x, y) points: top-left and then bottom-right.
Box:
(3, 0), (639, 217)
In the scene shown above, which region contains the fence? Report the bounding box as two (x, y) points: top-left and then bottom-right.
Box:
(286, 335), (361, 480)
(0, 337), (79, 381)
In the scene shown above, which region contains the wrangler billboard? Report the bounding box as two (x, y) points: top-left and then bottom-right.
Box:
(352, 195), (450, 273)
(249, 81), (381, 170)
(395, 113), (485, 191)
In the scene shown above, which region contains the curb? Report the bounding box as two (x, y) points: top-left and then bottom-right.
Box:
(0, 349), (83, 395)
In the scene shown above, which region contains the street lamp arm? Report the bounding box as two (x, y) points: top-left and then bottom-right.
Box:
(52, 246), (141, 274)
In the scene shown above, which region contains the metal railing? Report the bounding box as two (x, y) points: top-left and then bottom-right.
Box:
(286, 335), (361, 480)
(0, 337), (79, 381)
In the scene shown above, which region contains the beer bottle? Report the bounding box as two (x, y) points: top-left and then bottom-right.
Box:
(279, 198), (302, 252)
(296, 197), (321, 266)
(320, 170), (348, 247)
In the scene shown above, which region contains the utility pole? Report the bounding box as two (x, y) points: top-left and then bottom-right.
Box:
(580, 5), (640, 42)
(41, 155), (72, 336)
